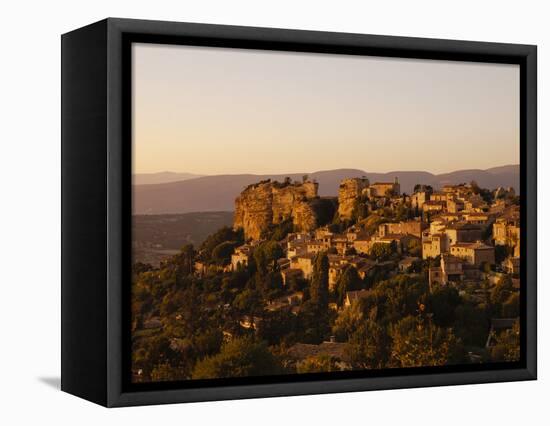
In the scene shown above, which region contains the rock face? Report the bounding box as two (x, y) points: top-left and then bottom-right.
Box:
(234, 180), (320, 240)
(337, 178), (369, 220)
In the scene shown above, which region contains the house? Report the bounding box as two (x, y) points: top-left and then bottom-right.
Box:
(378, 219), (427, 238)
(446, 198), (464, 213)
(463, 212), (491, 225)
(422, 233), (448, 259)
(444, 222), (483, 245)
(422, 200), (446, 214)
(428, 254), (464, 287)
(290, 253), (316, 279)
(287, 242), (307, 259)
(450, 241), (495, 266)
(366, 178), (400, 198)
(398, 256), (420, 272)
(332, 235), (350, 254)
(306, 239), (330, 254)
(231, 244), (253, 270)
(493, 217), (520, 247)
(411, 190), (431, 209)
(503, 256), (520, 275)
(194, 261), (208, 276)
(353, 238), (371, 254)
(430, 192), (448, 202)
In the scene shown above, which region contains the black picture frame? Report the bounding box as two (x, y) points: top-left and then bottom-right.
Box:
(61, 17), (537, 407)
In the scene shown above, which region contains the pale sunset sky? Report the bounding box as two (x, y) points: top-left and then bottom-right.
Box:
(132, 43), (519, 175)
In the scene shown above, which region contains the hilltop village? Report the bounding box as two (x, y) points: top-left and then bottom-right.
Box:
(131, 176), (521, 382)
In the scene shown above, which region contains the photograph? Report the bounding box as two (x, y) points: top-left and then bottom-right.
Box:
(130, 43), (521, 383)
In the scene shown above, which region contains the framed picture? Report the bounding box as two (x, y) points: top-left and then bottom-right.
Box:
(61, 18), (537, 407)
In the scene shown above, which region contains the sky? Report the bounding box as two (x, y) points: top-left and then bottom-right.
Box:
(132, 43), (519, 175)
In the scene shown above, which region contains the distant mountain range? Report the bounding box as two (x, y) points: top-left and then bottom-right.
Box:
(133, 165), (519, 214)
(133, 171), (203, 185)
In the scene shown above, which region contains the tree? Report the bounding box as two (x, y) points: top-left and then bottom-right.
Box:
(297, 354), (339, 373)
(167, 244), (195, 279)
(369, 242), (394, 261)
(345, 320), (391, 369)
(489, 321), (520, 362)
(192, 337), (282, 379)
(310, 252), (329, 311)
(199, 226), (243, 262)
(232, 288), (262, 314)
(389, 311), (463, 368)
(335, 265), (362, 306)
(211, 241), (238, 266)
(427, 286), (461, 327)
(332, 302), (365, 341)
(253, 241), (284, 274)
(490, 276), (516, 316)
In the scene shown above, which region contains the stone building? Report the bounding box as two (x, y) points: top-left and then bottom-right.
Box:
(411, 190), (431, 209)
(231, 244), (255, 271)
(493, 217), (520, 247)
(366, 178), (400, 198)
(290, 253), (316, 279)
(428, 254), (464, 287)
(450, 241), (495, 266)
(444, 222), (483, 246)
(378, 219), (427, 238)
(422, 233), (448, 259)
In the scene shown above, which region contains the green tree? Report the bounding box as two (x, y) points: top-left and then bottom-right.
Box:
(211, 241), (238, 266)
(489, 321), (520, 362)
(254, 241), (284, 274)
(192, 337), (282, 379)
(390, 311), (463, 368)
(369, 242), (394, 261)
(199, 226), (243, 262)
(310, 252), (329, 311)
(345, 320), (391, 369)
(427, 285), (461, 327)
(335, 265), (362, 306)
(297, 354), (339, 373)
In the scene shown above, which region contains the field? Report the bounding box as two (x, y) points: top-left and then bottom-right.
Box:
(132, 211), (233, 265)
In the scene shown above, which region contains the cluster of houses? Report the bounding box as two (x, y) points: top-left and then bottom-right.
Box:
(189, 180), (521, 368)
(226, 181), (520, 295)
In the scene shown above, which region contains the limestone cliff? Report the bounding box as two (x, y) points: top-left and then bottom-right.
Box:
(337, 178), (369, 220)
(234, 180), (321, 240)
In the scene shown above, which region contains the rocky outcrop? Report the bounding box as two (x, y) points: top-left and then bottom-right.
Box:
(337, 178), (369, 220)
(234, 180), (320, 240)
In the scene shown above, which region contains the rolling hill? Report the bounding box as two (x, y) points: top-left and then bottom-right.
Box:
(132, 165), (519, 214)
(133, 171), (203, 185)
